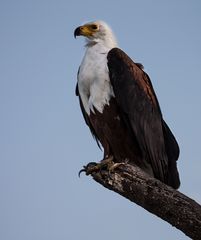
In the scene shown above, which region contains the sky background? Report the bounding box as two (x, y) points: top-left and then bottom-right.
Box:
(0, 1), (201, 239)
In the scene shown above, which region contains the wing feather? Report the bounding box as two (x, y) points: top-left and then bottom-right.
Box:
(107, 48), (175, 183)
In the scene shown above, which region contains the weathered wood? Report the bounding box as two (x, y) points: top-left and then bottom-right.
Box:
(88, 163), (201, 239)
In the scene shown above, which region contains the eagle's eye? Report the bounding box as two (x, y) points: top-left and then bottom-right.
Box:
(91, 24), (98, 30)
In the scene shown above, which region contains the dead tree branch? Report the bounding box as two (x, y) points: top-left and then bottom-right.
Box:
(87, 163), (201, 239)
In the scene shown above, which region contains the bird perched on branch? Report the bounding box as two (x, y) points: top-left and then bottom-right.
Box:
(74, 20), (180, 189)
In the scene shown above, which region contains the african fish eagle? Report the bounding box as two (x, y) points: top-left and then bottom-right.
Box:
(74, 20), (180, 189)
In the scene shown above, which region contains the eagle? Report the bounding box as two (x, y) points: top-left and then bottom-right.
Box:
(74, 20), (180, 189)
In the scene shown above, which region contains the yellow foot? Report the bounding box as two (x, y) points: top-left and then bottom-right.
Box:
(79, 155), (122, 177)
(108, 162), (125, 173)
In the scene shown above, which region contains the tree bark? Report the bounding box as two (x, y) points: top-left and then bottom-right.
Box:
(87, 163), (201, 239)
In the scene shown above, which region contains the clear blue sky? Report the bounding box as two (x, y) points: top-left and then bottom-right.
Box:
(0, 1), (201, 239)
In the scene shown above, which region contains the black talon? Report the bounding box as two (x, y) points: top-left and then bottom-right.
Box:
(78, 167), (86, 177)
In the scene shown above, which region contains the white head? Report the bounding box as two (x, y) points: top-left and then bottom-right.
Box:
(74, 20), (118, 48)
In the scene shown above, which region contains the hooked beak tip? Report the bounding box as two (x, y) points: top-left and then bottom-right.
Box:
(74, 27), (80, 39)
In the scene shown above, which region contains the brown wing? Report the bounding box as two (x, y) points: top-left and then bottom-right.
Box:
(107, 48), (180, 188)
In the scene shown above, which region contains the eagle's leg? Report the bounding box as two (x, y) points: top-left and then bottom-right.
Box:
(79, 155), (123, 176)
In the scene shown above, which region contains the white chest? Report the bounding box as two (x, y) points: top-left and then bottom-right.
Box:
(78, 46), (114, 115)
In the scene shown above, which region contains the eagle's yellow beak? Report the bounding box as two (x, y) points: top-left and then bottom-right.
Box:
(74, 25), (92, 38)
(74, 23), (99, 38)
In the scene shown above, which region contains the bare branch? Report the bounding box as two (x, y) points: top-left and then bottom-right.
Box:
(88, 163), (201, 239)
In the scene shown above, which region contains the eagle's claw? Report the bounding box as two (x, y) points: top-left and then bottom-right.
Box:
(78, 156), (117, 177)
(78, 162), (98, 177)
